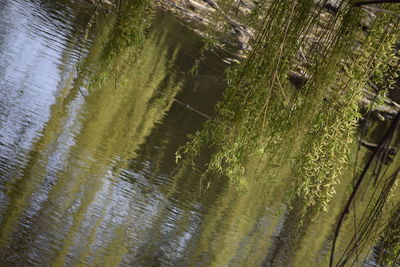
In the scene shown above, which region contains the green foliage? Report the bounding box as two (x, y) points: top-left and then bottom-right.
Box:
(177, 0), (400, 215)
(100, 0), (154, 66)
(178, 0), (321, 181)
(296, 5), (400, 214)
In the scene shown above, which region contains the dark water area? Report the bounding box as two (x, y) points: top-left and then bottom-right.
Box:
(0, 0), (398, 266)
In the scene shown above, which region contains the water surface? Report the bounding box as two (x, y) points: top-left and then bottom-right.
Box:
(0, 0), (397, 266)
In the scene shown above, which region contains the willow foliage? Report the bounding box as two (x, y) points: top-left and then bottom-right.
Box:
(100, 0), (154, 66)
(296, 4), (400, 213)
(177, 0), (400, 213)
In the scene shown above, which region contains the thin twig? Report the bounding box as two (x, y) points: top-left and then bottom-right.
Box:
(173, 98), (212, 119)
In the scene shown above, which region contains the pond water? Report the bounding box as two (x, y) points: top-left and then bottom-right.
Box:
(0, 0), (397, 266)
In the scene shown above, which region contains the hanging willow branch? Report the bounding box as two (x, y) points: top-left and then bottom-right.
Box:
(177, 0), (400, 218)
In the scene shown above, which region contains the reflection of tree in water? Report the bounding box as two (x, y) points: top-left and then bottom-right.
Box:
(262, 199), (310, 267)
(0, 0), (100, 257)
(0, 3), (186, 265)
